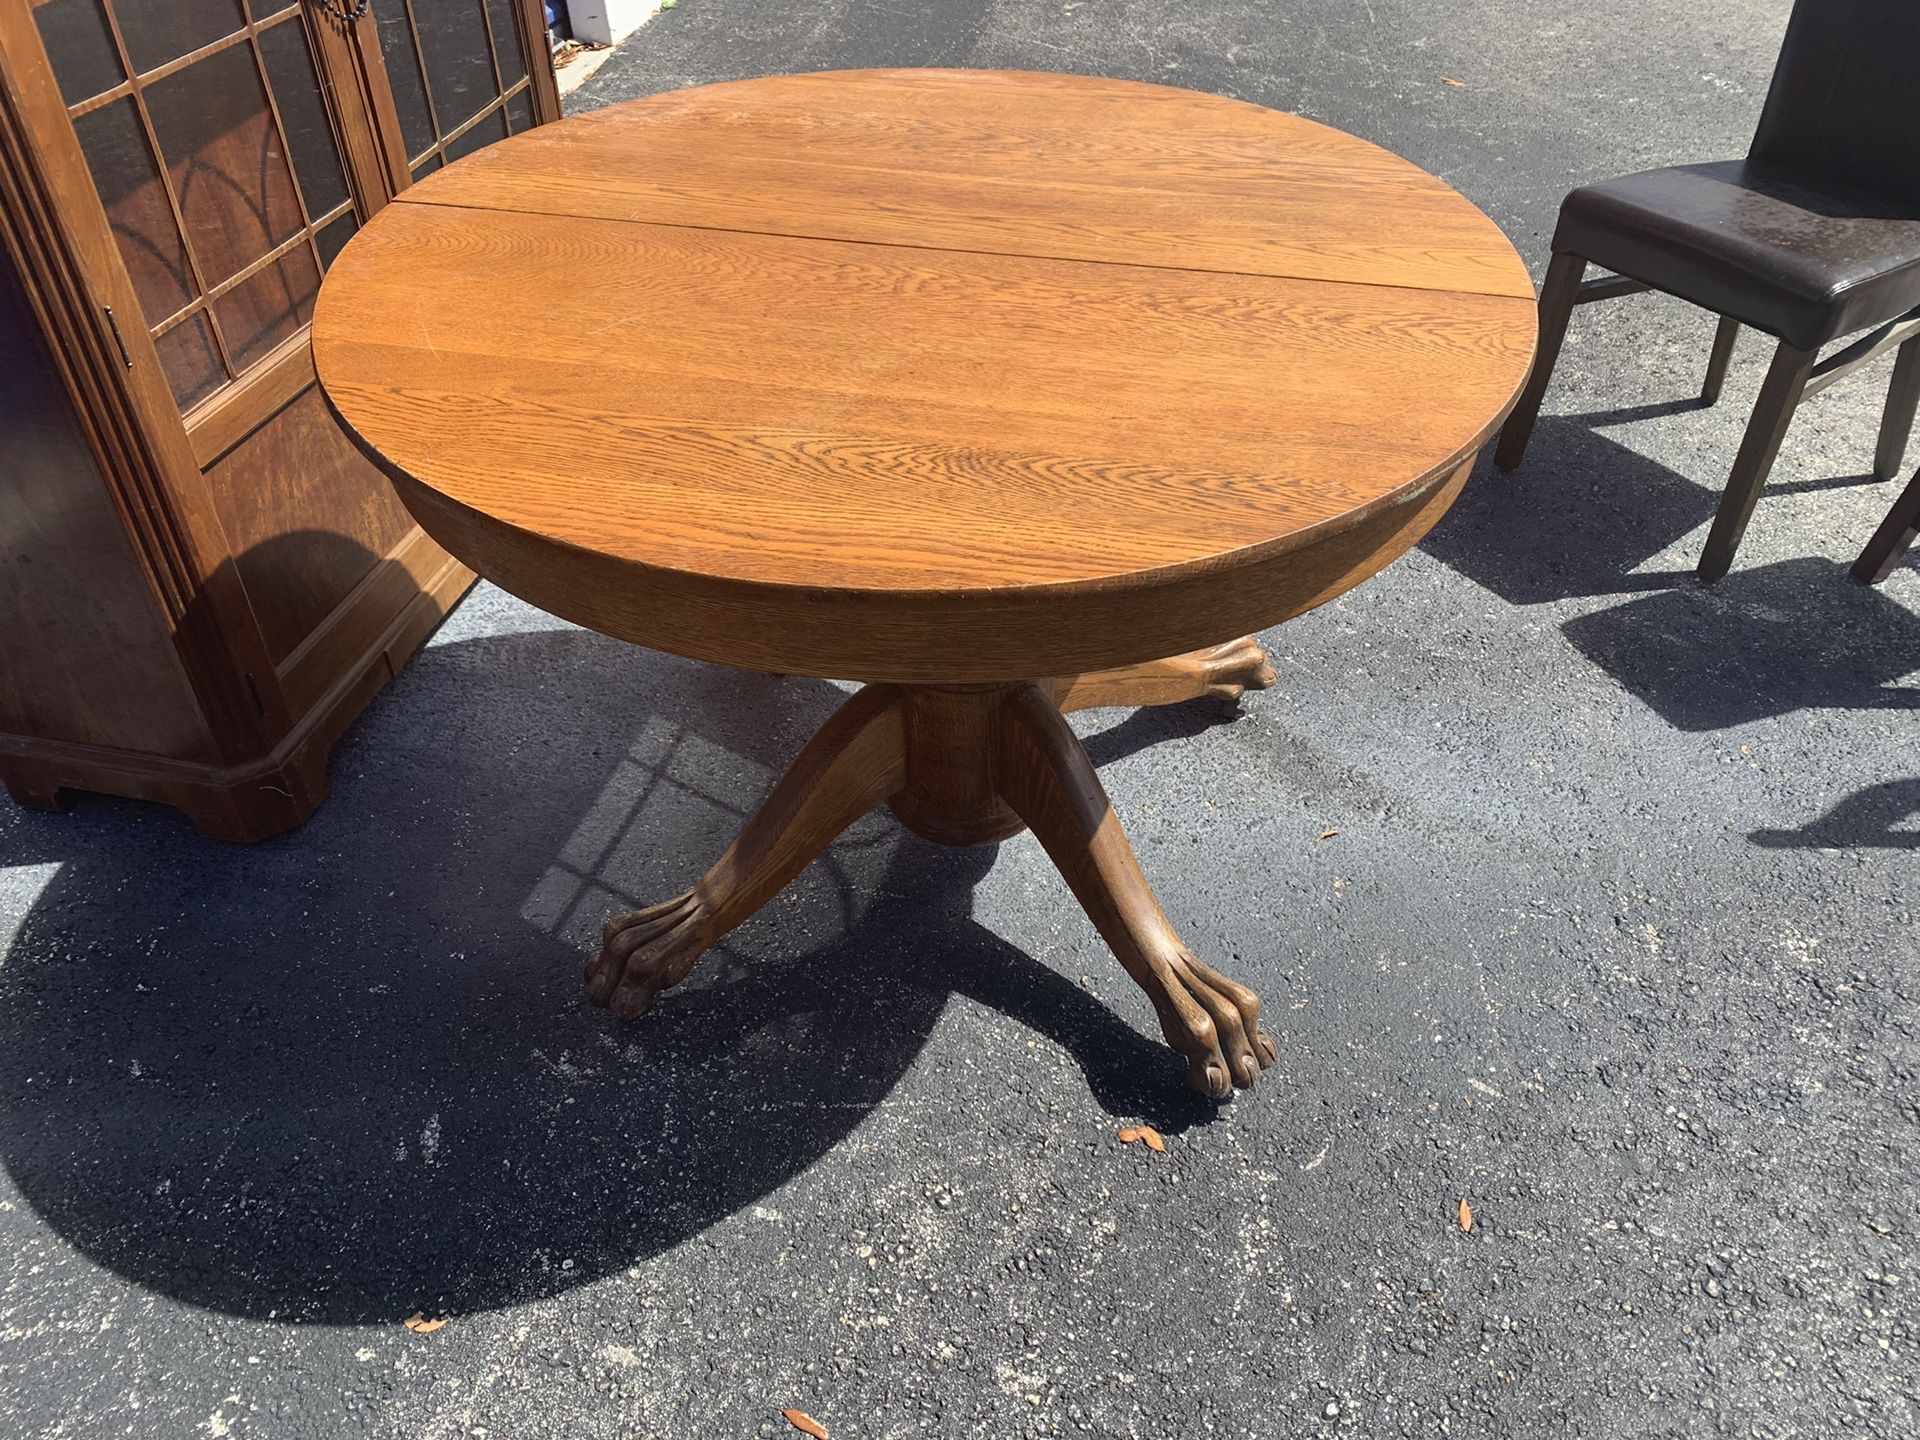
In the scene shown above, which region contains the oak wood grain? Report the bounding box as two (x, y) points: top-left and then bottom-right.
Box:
(320, 205), (1529, 585)
(315, 69), (1534, 681)
(309, 69), (1542, 1091)
(202, 382), (416, 665)
(398, 69), (1533, 299)
(0, 236), (213, 761)
(889, 683), (1028, 847)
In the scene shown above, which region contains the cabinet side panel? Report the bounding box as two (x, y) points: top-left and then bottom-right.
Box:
(0, 235), (212, 760)
(200, 381), (415, 665)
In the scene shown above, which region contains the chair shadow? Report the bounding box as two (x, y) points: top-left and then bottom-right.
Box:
(1567, 396), (1719, 427)
(1764, 470), (1886, 498)
(1750, 778), (1920, 849)
(1422, 421), (1716, 605)
(0, 629), (1214, 1325)
(1561, 556), (1920, 730)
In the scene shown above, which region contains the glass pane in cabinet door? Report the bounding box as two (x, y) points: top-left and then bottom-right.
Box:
(483, 0), (527, 86)
(443, 108), (506, 165)
(213, 245), (320, 372)
(70, 97), (195, 325)
(411, 0), (496, 135)
(257, 17), (351, 221)
(112, 0), (246, 76)
(143, 41), (305, 286)
(505, 88), (533, 135)
(152, 312), (224, 410)
(32, 0), (124, 106)
(377, 0), (537, 171)
(314, 212), (360, 271)
(48, 3), (361, 412)
(375, 2), (438, 160)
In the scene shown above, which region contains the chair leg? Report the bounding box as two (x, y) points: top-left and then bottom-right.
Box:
(1874, 336), (1920, 481)
(1696, 340), (1817, 582)
(1494, 251), (1586, 471)
(1853, 465), (1920, 583)
(1702, 315), (1740, 405)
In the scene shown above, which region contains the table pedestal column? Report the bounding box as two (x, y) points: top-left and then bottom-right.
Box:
(586, 640), (1279, 1098)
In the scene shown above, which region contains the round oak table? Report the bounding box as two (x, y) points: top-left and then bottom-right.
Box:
(314, 70), (1535, 1099)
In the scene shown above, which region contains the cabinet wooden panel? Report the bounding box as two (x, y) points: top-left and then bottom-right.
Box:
(1, 0), (561, 838)
(0, 237), (210, 764)
(203, 381), (417, 664)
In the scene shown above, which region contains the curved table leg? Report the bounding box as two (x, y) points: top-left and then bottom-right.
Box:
(586, 683), (908, 1018)
(1053, 636), (1278, 715)
(996, 682), (1276, 1099)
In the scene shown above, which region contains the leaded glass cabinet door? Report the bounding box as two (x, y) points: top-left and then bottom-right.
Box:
(0, 0), (557, 836)
(29, 0), (559, 672)
(374, 0), (549, 183)
(31, 0), (372, 417)
(28, 0), (556, 429)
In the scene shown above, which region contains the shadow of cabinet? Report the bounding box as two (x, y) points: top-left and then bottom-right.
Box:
(0, 0), (560, 839)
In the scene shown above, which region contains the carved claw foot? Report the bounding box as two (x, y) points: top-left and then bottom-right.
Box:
(583, 683), (908, 1023)
(1192, 635), (1279, 716)
(583, 677), (1282, 1101)
(586, 890), (714, 1018)
(1053, 635), (1277, 715)
(997, 682), (1278, 1099)
(1145, 946), (1279, 1099)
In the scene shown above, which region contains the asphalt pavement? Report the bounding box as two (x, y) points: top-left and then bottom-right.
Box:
(1, 2), (1914, 1437)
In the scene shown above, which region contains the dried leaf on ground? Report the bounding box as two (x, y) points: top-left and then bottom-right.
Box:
(1458, 1197), (1474, 1232)
(782, 1410), (829, 1439)
(1117, 1124), (1167, 1152)
(1441, 76), (1468, 87)
(403, 1313), (447, 1334)
(1317, 828), (1340, 841)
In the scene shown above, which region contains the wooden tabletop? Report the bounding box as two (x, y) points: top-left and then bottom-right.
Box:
(314, 69), (1536, 681)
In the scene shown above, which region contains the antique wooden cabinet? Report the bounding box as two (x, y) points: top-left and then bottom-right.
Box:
(0, 0), (560, 838)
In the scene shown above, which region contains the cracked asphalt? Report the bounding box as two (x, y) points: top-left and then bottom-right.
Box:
(2, 1), (1915, 1436)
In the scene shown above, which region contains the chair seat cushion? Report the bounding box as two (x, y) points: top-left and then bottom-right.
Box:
(1554, 161), (1920, 350)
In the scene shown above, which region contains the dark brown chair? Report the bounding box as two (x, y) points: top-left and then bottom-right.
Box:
(1495, 0), (1920, 581)
(1853, 465), (1920, 582)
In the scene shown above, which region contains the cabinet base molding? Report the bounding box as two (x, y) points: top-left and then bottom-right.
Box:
(1, 556), (471, 842)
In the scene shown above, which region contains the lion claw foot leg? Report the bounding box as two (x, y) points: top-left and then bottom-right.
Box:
(586, 889), (713, 1019)
(1149, 948), (1278, 1100)
(1054, 637), (1278, 715)
(1196, 636), (1278, 714)
(999, 683), (1280, 1100)
(579, 684), (909, 1023)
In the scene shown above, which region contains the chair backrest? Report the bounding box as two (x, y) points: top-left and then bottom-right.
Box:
(1748, 0), (1920, 205)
